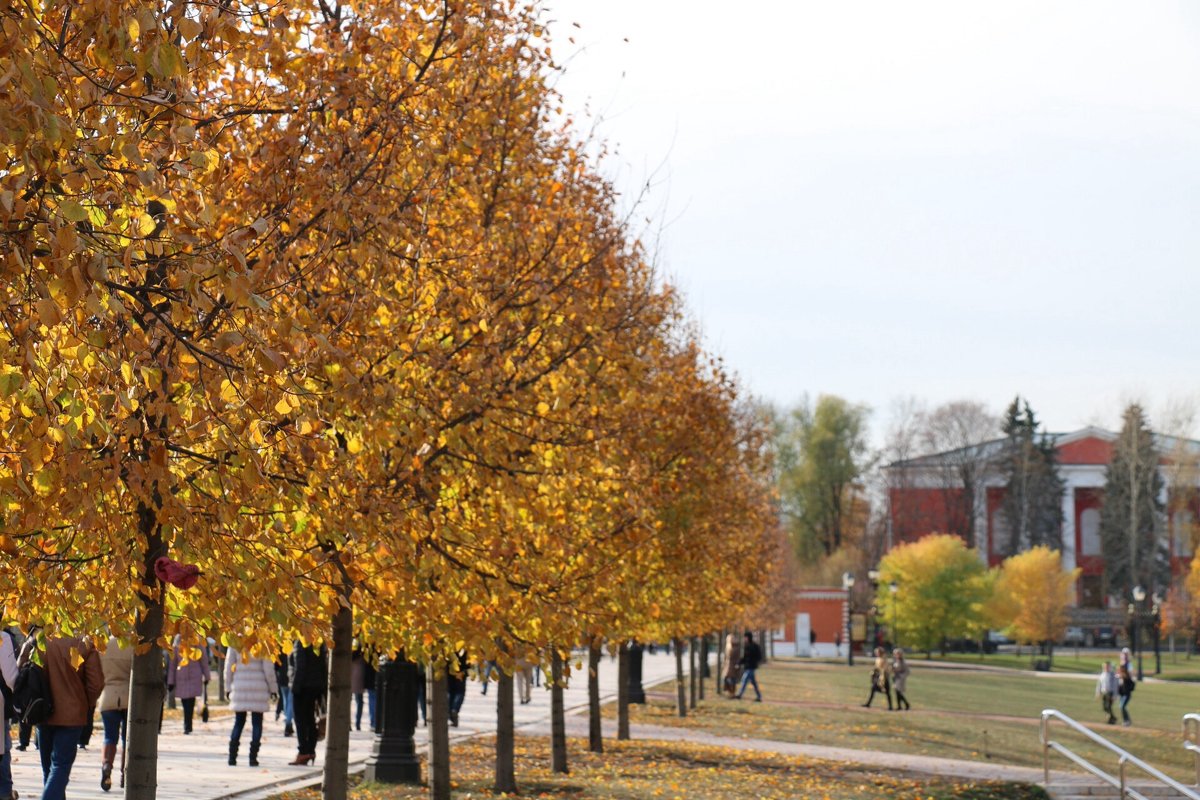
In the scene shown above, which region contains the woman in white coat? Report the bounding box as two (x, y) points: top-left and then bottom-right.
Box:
(224, 647), (278, 767)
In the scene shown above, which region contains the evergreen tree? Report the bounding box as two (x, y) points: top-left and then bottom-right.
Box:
(1100, 404), (1168, 599)
(999, 397), (1065, 556)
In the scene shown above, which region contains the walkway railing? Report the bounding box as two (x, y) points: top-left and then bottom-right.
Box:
(1041, 708), (1200, 800)
(1182, 713), (1200, 787)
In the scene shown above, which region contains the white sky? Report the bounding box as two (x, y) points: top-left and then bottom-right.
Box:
(545, 1), (1200, 440)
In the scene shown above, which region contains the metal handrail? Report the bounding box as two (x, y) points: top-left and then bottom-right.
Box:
(1041, 708), (1200, 800)
(1183, 713), (1200, 787)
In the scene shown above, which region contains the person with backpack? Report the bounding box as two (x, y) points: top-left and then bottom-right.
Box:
(0, 627), (18, 800)
(21, 632), (103, 800)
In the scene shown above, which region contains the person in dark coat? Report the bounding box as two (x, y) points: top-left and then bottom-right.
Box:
(288, 642), (327, 765)
(274, 653), (293, 737)
(735, 632), (763, 701)
(350, 645), (377, 732)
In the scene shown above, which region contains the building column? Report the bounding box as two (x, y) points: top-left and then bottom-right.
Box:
(1062, 487), (1077, 600)
(974, 482), (989, 563)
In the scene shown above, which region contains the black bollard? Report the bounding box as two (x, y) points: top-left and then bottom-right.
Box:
(628, 642), (646, 704)
(365, 655), (422, 783)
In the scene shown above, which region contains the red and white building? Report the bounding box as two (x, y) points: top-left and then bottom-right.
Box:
(886, 427), (1200, 608)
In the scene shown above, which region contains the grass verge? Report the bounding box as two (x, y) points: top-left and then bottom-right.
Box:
(276, 735), (1048, 799)
(616, 659), (1199, 782)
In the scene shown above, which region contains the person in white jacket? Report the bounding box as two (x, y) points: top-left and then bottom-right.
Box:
(224, 648), (278, 767)
(0, 627), (18, 800)
(1096, 661), (1118, 725)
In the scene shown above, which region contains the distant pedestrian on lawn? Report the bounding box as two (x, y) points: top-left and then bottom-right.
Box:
(1117, 661), (1135, 727)
(736, 632), (762, 701)
(862, 647), (892, 709)
(1096, 661), (1118, 725)
(890, 649), (910, 710)
(723, 633), (742, 698)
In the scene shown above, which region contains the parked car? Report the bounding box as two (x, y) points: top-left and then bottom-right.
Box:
(1062, 626), (1086, 646)
(1091, 626), (1118, 648)
(987, 630), (1013, 646)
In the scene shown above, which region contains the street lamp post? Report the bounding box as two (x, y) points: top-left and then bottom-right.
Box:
(842, 572), (856, 667)
(1133, 586), (1146, 682)
(889, 580), (899, 650)
(1152, 592), (1163, 676)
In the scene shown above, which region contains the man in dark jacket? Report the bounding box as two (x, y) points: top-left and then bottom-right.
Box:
(736, 632), (763, 702)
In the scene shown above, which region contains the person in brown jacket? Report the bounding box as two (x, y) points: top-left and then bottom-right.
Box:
(20, 634), (104, 800)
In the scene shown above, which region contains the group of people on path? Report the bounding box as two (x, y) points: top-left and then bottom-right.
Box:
(1096, 647), (1137, 726)
(861, 647), (910, 711)
(0, 628), (356, 800)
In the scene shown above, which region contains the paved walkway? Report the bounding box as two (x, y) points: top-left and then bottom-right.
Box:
(8, 652), (679, 800)
(522, 715), (1064, 784)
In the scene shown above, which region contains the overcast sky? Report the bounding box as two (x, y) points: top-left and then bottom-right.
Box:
(546, 1), (1200, 440)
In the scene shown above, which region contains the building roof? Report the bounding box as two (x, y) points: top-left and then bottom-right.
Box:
(887, 426), (1200, 470)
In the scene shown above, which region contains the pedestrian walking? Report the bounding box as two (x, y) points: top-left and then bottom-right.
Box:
(166, 635), (209, 735)
(350, 645), (376, 732)
(288, 642), (327, 766)
(722, 632), (742, 698)
(862, 647), (892, 709)
(1117, 662), (1135, 727)
(735, 632), (762, 701)
(273, 653), (293, 737)
(1096, 661), (1118, 725)
(891, 649), (910, 710)
(24, 633), (104, 800)
(224, 647), (278, 767)
(97, 636), (133, 791)
(0, 625), (18, 800)
(447, 652), (467, 727)
(516, 658), (534, 705)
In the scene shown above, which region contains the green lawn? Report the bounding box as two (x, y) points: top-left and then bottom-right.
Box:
(620, 659), (1200, 783)
(932, 649), (1200, 680)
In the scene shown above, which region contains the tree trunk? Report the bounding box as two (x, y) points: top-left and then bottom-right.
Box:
(550, 650), (567, 774)
(494, 669), (516, 794)
(617, 642), (630, 741)
(688, 637), (697, 710)
(323, 601), (353, 800)
(125, 506), (165, 800)
(673, 638), (686, 718)
(698, 635), (707, 701)
(587, 642), (602, 753)
(428, 664), (450, 800)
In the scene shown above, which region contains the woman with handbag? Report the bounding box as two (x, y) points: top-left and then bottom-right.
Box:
(861, 647), (893, 709)
(224, 647), (278, 767)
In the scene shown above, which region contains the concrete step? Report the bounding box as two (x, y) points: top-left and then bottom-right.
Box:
(1046, 780), (1197, 800)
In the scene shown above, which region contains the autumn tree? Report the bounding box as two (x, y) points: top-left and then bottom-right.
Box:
(918, 401), (999, 547)
(999, 397), (1064, 556)
(991, 546), (1078, 665)
(1100, 404), (1168, 600)
(876, 533), (990, 654)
